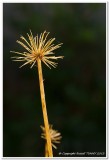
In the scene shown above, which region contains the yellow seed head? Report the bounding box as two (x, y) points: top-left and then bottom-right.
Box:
(41, 125), (62, 149)
(11, 30), (63, 69)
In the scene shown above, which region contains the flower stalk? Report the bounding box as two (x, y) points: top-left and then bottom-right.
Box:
(37, 58), (53, 157)
(45, 143), (49, 157)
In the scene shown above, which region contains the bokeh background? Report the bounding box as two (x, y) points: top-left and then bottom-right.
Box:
(3, 3), (106, 157)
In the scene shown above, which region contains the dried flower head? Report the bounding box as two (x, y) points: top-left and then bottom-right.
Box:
(11, 30), (63, 69)
(41, 125), (62, 149)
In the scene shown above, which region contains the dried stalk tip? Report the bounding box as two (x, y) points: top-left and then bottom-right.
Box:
(11, 30), (63, 69)
(41, 124), (62, 149)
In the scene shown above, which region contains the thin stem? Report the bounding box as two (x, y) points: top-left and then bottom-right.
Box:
(45, 142), (49, 157)
(37, 58), (53, 157)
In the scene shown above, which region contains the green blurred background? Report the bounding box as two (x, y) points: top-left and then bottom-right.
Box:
(3, 3), (106, 157)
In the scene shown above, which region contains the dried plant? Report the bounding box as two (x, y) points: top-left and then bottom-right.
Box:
(41, 125), (62, 156)
(11, 30), (63, 69)
(11, 30), (63, 157)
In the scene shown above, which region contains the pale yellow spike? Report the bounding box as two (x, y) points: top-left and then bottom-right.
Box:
(20, 36), (32, 48)
(42, 59), (51, 69)
(30, 59), (36, 68)
(44, 56), (63, 60)
(10, 51), (26, 56)
(19, 59), (34, 68)
(43, 38), (55, 52)
(17, 40), (32, 53)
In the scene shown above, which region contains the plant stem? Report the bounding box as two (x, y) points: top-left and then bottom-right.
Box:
(37, 58), (53, 157)
(45, 143), (49, 157)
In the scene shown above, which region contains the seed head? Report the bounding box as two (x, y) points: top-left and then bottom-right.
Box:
(11, 30), (63, 69)
(41, 125), (62, 149)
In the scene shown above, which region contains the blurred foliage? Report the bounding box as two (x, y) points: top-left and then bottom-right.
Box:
(3, 3), (106, 157)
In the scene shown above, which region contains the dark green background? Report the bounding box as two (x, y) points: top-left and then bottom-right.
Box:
(3, 3), (106, 157)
